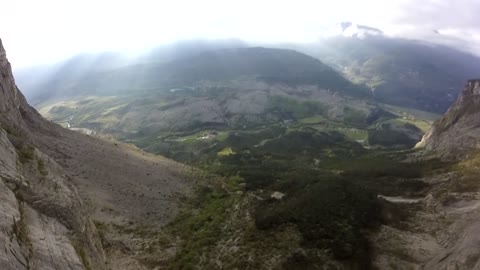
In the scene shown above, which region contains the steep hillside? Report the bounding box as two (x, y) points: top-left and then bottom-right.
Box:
(0, 38), (193, 270)
(418, 79), (480, 157)
(0, 38), (106, 270)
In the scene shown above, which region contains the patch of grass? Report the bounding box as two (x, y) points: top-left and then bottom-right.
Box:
(37, 159), (48, 177)
(167, 176), (242, 269)
(367, 128), (417, 148)
(450, 152), (480, 192)
(17, 145), (35, 164)
(391, 118), (431, 133)
(73, 242), (92, 270)
(299, 115), (326, 124)
(340, 128), (368, 141)
(92, 220), (110, 247)
(452, 175), (480, 193)
(3, 124), (20, 137)
(11, 202), (32, 266)
(217, 147), (235, 156)
(259, 129), (363, 157)
(269, 95), (327, 120)
(343, 106), (368, 127)
(453, 151), (480, 175)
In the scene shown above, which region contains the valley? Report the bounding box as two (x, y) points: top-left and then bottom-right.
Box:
(28, 47), (448, 268)
(35, 74), (434, 162)
(4, 30), (480, 270)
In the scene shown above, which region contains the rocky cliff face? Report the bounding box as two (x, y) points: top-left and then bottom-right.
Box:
(0, 38), (106, 270)
(1, 37), (193, 270)
(418, 79), (480, 157)
(374, 78), (480, 269)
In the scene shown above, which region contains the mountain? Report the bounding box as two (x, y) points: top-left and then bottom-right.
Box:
(14, 39), (248, 104)
(26, 46), (395, 150)
(18, 36), (480, 115)
(33, 46), (437, 160)
(18, 46), (370, 104)
(294, 36), (480, 113)
(13, 52), (133, 101)
(116, 47), (356, 90)
(418, 79), (480, 157)
(137, 38), (248, 63)
(0, 38), (193, 270)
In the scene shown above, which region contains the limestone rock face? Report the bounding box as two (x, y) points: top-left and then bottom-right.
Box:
(419, 79), (480, 157)
(0, 36), (193, 270)
(0, 38), (106, 270)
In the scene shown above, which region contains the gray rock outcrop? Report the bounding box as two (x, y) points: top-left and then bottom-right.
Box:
(418, 79), (480, 157)
(0, 38), (106, 270)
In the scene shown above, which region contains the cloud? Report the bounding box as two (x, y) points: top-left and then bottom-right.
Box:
(393, 0), (480, 29)
(0, 0), (479, 68)
(378, 0), (480, 56)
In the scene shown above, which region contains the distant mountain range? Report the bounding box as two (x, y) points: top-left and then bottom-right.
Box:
(291, 35), (480, 113)
(16, 34), (480, 114)
(17, 45), (370, 104)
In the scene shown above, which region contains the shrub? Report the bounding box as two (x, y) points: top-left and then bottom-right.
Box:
(17, 145), (35, 164)
(37, 159), (48, 177)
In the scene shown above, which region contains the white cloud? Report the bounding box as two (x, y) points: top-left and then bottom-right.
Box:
(0, 0), (479, 68)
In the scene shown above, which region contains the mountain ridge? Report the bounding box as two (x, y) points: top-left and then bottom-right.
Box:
(18, 46), (371, 104)
(292, 36), (480, 113)
(18, 37), (480, 114)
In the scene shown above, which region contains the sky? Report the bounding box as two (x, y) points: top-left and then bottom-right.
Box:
(1, 0), (479, 68)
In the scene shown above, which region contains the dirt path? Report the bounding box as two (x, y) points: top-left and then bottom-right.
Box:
(378, 195), (423, 204)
